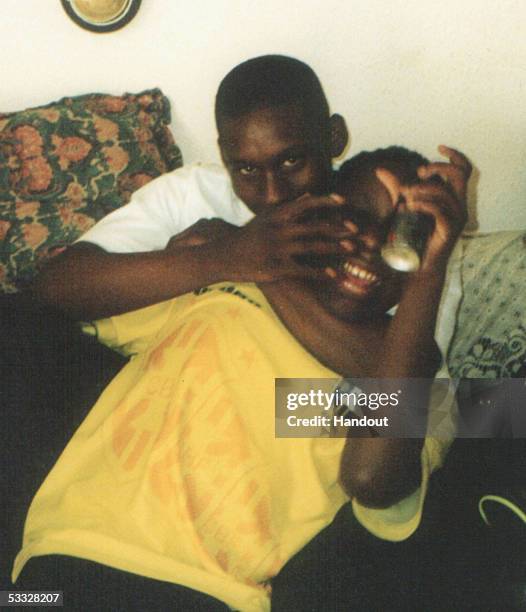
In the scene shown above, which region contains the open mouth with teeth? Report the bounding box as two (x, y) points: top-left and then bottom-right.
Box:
(338, 260), (381, 297)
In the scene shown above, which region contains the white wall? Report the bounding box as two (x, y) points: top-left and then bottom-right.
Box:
(2, 0), (526, 231)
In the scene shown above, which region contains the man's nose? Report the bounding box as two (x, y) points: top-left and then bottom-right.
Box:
(263, 172), (288, 206)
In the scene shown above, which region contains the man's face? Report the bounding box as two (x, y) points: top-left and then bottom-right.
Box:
(315, 171), (408, 321)
(218, 104), (333, 215)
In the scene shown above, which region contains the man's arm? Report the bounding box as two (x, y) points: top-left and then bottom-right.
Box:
(34, 193), (352, 320)
(338, 270), (449, 509)
(33, 240), (232, 320)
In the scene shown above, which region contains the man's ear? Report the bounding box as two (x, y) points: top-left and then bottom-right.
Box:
(329, 114), (349, 158)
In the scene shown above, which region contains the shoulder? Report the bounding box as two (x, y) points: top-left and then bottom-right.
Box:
(176, 163), (253, 224)
(133, 163), (229, 197)
(127, 163), (246, 218)
(179, 162), (235, 197)
(144, 163), (233, 204)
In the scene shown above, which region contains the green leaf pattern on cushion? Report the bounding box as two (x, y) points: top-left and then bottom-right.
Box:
(0, 89), (183, 293)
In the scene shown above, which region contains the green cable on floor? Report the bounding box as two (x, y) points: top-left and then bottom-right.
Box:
(479, 494), (526, 526)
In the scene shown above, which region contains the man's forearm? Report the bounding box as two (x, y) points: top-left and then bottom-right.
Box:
(340, 266), (448, 507)
(33, 242), (231, 320)
(376, 267), (446, 378)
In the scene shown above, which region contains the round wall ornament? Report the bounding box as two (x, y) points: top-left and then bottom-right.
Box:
(60, 0), (142, 33)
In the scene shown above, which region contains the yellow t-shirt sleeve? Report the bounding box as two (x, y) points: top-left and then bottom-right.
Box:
(350, 436), (447, 541)
(80, 296), (190, 356)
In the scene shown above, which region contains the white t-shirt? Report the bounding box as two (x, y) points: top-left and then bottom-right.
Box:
(79, 163), (255, 252)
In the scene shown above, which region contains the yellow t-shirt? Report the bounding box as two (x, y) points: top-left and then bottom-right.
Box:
(13, 283), (453, 612)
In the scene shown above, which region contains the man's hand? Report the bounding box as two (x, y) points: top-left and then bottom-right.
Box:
(376, 145), (472, 271)
(417, 145), (472, 204)
(211, 193), (353, 283)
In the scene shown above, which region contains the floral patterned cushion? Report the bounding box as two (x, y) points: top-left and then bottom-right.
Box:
(0, 89), (183, 293)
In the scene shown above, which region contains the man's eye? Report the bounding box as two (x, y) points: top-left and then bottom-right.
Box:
(238, 165), (257, 176)
(282, 157), (301, 169)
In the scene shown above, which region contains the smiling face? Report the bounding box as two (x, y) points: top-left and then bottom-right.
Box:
(316, 168), (408, 321)
(218, 104), (337, 214)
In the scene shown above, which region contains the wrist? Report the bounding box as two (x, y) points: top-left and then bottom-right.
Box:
(421, 235), (460, 274)
(411, 258), (448, 287)
(198, 240), (232, 284)
(164, 241), (230, 289)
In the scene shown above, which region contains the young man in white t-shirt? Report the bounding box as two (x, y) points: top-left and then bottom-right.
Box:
(34, 55), (352, 320)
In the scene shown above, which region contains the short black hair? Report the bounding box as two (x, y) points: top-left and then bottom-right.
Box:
(337, 146), (429, 191)
(215, 55), (330, 134)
